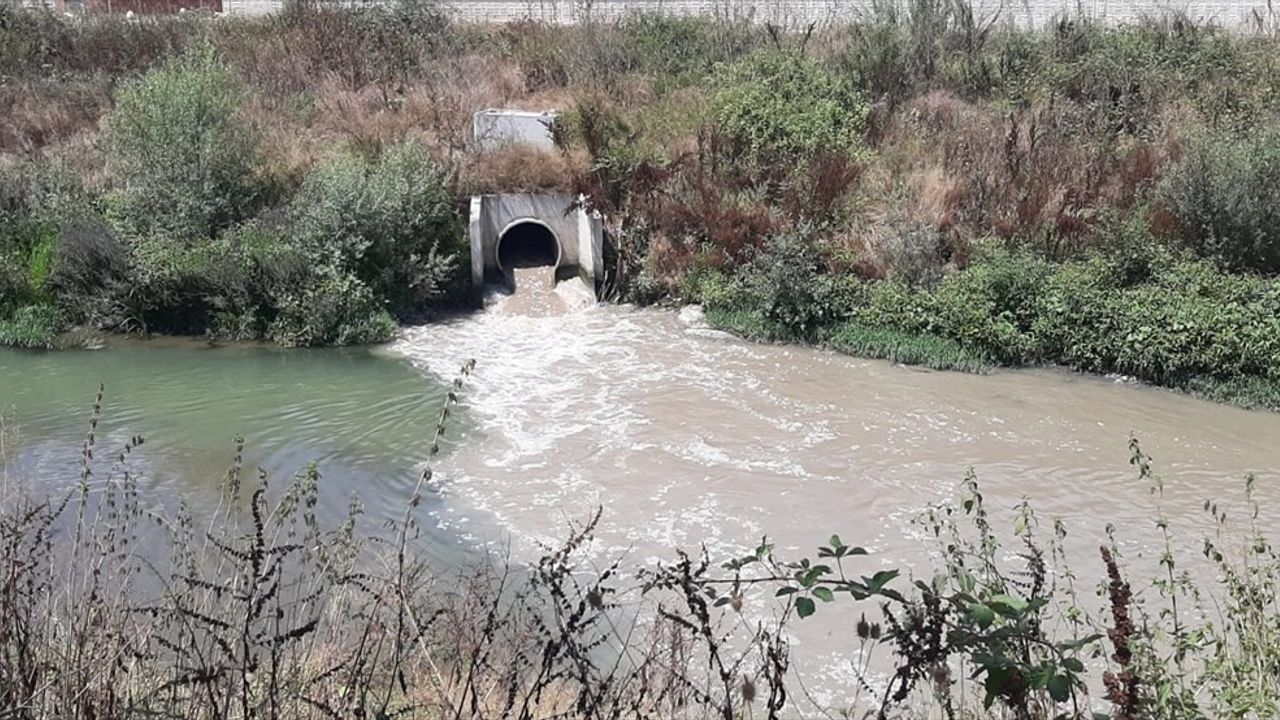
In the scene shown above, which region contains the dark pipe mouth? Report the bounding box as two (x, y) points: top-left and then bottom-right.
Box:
(497, 222), (560, 269)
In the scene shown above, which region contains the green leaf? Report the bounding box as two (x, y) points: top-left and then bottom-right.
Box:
(968, 603), (995, 629)
(1062, 657), (1084, 673)
(800, 565), (832, 588)
(813, 587), (835, 603)
(863, 569), (900, 593)
(775, 586), (798, 597)
(989, 594), (1028, 616)
(1047, 674), (1071, 702)
(796, 597), (815, 619)
(754, 539), (774, 560)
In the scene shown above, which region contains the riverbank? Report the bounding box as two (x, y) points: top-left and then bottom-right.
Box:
(4, 4), (1280, 407)
(696, 243), (1280, 411)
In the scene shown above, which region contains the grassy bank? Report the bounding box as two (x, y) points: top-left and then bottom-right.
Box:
(698, 239), (1280, 410)
(4, 380), (1280, 718)
(2, 3), (1280, 408)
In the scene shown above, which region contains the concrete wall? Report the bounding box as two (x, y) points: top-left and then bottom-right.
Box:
(469, 193), (604, 291)
(24, 0), (220, 11)
(473, 109), (558, 152)
(222, 0), (1276, 29)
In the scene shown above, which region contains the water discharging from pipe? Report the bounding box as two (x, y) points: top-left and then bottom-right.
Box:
(392, 275), (1280, 705)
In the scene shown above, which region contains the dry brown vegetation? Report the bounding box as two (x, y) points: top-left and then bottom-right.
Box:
(4, 4), (1274, 277)
(5, 3), (1280, 402)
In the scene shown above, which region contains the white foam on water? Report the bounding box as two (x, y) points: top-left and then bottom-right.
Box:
(390, 276), (1280, 710)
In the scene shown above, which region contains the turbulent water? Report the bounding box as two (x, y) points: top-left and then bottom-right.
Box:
(4, 272), (1279, 577)
(393, 269), (1280, 705)
(394, 272), (1280, 572)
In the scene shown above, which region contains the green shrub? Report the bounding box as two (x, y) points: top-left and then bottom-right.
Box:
(925, 248), (1052, 363)
(711, 51), (868, 163)
(839, 0), (1000, 101)
(1047, 16), (1254, 133)
(706, 223), (1280, 405)
(723, 229), (863, 339)
(680, 265), (742, 308)
(118, 235), (225, 334)
(0, 216), (58, 310)
(0, 8), (194, 78)
(0, 303), (62, 349)
(106, 45), (259, 239)
(52, 136), (459, 345)
(620, 14), (758, 86)
(0, 258), (22, 313)
(268, 271), (397, 347)
(1161, 128), (1280, 274)
(289, 141), (462, 315)
(1032, 254), (1280, 385)
(48, 219), (130, 326)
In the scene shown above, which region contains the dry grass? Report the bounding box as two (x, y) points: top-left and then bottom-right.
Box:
(869, 90), (1180, 261)
(0, 81), (112, 158)
(4, 7), (1277, 298)
(458, 144), (587, 196)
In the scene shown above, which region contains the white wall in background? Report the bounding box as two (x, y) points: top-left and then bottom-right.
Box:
(222, 0), (1276, 31)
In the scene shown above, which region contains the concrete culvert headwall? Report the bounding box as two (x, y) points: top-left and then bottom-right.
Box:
(469, 193), (604, 296)
(497, 221), (561, 270)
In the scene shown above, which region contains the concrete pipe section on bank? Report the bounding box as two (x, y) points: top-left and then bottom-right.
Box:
(469, 193), (604, 295)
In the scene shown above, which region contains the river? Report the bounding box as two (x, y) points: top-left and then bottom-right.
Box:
(395, 272), (1280, 568)
(3, 271), (1280, 703)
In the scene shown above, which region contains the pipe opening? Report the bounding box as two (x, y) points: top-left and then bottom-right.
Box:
(497, 221), (560, 270)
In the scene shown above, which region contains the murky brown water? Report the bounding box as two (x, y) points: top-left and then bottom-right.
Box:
(398, 274), (1280, 567)
(392, 271), (1280, 706)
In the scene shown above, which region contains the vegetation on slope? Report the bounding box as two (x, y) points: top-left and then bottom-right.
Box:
(2, 1), (1279, 406)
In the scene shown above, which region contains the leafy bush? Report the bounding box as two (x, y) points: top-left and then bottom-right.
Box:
(0, 222), (53, 305)
(706, 228), (1280, 405)
(714, 229), (863, 339)
(1, 132), (459, 345)
(620, 14), (758, 86)
(1161, 127), (1280, 274)
(1032, 253), (1280, 388)
(289, 141), (462, 316)
(268, 270), (397, 347)
(48, 219), (130, 326)
(839, 0), (999, 102)
(711, 51), (868, 163)
(106, 45), (260, 239)
(265, 0), (455, 94)
(925, 248), (1052, 363)
(0, 8), (194, 79)
(0, 260), (21, 315)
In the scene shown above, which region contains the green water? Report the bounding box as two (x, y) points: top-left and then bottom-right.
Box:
(0, 337), (469, 554)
